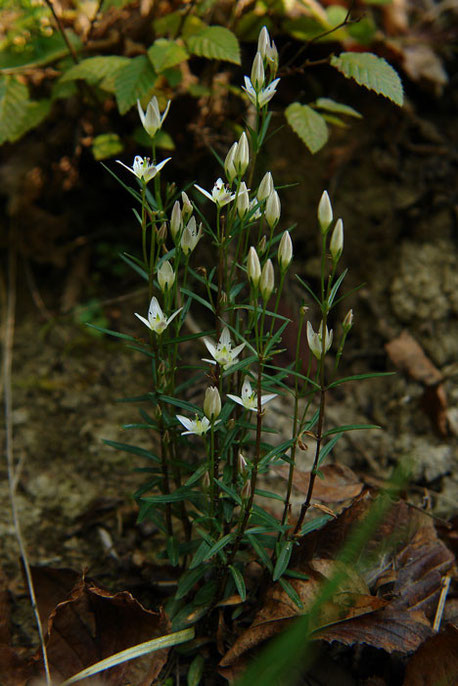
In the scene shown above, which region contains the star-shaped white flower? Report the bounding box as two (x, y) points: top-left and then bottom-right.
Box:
(227, 378), (277, 413)
(176, 414), (212, 436)
(242, 76), (280, 109)
(194, 178), (236, 207)
(306, 321), (333, 359)
(137, 96), (171, 138)
(116, 156), (171, 184)
(135, 296), (182, 335)
(202, 327), (245, 371)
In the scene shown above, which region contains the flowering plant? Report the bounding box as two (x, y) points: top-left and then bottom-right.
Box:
(102, 26), (386, 639)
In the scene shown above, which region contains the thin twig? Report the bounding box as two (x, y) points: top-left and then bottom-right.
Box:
(3, 243), (52, 684)
(44, 0), (79, 65)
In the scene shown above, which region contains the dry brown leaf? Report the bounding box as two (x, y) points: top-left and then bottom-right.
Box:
(221, 496), (455, 667)
(403, 623), (458, 686)
(31, 572), (170, 684)
(385, 330), (448, 436)
(273, 464), (363, 503)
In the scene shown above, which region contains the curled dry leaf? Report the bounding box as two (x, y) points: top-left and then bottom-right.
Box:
(273, 463), (363, 504)
(385, 330), (448, 436)
(220, 495), (455, 668)
(32, 571), (170, 685)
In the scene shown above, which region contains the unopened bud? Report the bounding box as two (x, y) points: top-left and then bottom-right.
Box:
(278, 230), (293, 271)
(257, 27), (270, 58)
(234, 132), (249, 176)
(157, 260), (175, 291)
(251, 52), (265, 91)
(330, 218), (343, 262)
(237, 451), (248, 473)
(170, 200), (182, 241)
(202, 470), (210, 490)
(307, 320), (333, 359)
(257, 171), (273, 201)
(342, 309), (353, 332)
(181, 216), (202, 255)
(241, 479), (251, 500)
(204, 386), (221, 421)
(181, 191), (193, 222)
(318, 190), (333, 234)
(224, 142), (237, 184)
(260, 258), (274, 301)
(156, 222), (167, 244)
(258, 235), (267, 254)
(247, 246), (261, 286)
(237, 182), (250, 218)
(265, 189), (281, 228)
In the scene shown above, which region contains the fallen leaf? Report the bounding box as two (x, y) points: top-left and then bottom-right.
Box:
(32, 572), (170, 684)
(403, 623), (458, 686)
(385, 330), (448, 436)
(273, 464), (363, 503)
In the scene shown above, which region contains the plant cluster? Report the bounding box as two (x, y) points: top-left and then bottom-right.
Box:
(99, 26), (385, 629)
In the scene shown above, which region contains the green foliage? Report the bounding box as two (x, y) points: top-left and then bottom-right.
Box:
(186, 26), (241, 64)
(285, 102), (329, 153)
(92, 132), (123, 160)
(330, 52), (404, 106)
(0, 75), (50, 144)
(148, 39), (189, 72)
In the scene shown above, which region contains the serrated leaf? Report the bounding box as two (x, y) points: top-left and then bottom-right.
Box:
(114, 56), (156, 115)
(92, 133), (123, 160)
(9, 98), (51, 143)
(330, 52), (404, 106)
(148, 38), (188, 73)
(60, 56), (129, 86)
(315, 97), (362, 118)
(0, 76), (28, 144)
(285, 102), (329, 154)
(186, 26), (240, 65)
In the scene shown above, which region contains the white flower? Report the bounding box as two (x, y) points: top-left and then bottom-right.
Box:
(135, 296), (182, 335)
(194, 178), (236, 207)
(137, 96), (171, 138)
(227, 378), (277, 413)
(157, 260), (175, 292)
(116, 156), (171, 184)
(318, 190), (333, 233)
(176, 414), (212, 436)
(203, 327), (245, 371)
(249, 198), (262, 220)
(242, 76), (280, 109)
(181, 216), (202, 255)
(307, 320), (333, 359)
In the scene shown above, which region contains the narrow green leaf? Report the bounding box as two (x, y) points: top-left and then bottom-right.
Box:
(103, 439), (159, 463)
(148, 38), (188, 72)
(300, 514), (333, 536)
(142, 488), (200, 504)
(327, 371), (395, 389)
(315, 97), (362, 118)
(215, 480), (242, 506)
(255, 489), (285, 502)
(323, 423), (381, 437)
(186, 26), (240, 65)
(189, 540), (212, 569)
(327, 268), (348, 308)
(187, 654), (205, 686)
(285, 102), (329, 154)
(60, 628), (194, 685)
(246, 533), (273, 572)
(203, 533), (233, 561)
(167, 536), (179, 566)
(176, 566), (207, 599)
(229, 565), (247, 601)
(273, 541), (293, 581)
(317, 434), (340, 468)
(86, 323), (137, 341)
(330, 52), (403, 107)
(277, 578), (304, 610)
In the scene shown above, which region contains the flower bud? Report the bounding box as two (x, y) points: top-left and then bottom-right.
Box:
(330, 218), (343, 262)
(318, 190), (333, 234)
(241, 479), (251, 500)
(247, 246), (261, 286)
(251, 52), (265, 91)
(202, 470), (210, 490)
(237, 181), (250, 218)
(170, 200), (182, 241)
(181, 191), (193, 222)
(224, 142), (237, 184)
(237, 451), (248, 473)
(278, 231), (293, 271)
(156, 222), (167, 244)
(260, 258), (274, 301)
(204, 386), (221, 421)
(157, 260), (175, 292)
(265, 189), (281, 228)
(258, 235), (267, 255)
(257, 26), (270, 58)
(257, 171), (273, 202)
(234, 132), (249, 176)
(342, 309), (353, 333)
